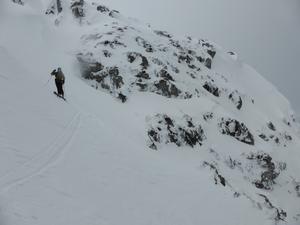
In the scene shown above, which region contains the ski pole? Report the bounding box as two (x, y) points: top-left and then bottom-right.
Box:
(44, 76), (52, 86)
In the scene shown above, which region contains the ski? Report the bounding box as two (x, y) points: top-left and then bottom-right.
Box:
(53, 91), (66, 101)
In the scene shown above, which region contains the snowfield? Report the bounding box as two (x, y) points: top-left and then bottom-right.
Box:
(0, 1), (299, 225)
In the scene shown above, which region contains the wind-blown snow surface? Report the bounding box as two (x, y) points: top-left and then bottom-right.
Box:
(0, 1), (299, 225)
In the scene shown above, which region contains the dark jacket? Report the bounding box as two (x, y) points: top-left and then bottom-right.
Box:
(51, 68), (65, 83)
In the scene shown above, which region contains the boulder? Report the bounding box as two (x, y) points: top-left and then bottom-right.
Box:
(219, 118), (255, 145)
(148, 114), (205, 149)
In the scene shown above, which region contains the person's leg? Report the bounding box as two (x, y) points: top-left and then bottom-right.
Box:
(56, 80), (63, 96)
(55, 80), (60, 94)
(61, 84), (64, 97)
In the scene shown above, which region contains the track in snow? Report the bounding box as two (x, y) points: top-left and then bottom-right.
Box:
(0, 113), (81, 194)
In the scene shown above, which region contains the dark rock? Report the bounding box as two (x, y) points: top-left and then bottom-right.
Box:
(136, 82), (148, 91)
(259, 134), (269, 141)
(108, 67), (123, 89)
(103, 50), (112, 57)
(207, 49), (216, 58)
(178, 52), (193, 64)
(100, 80), (110, 90)
(154, 80), (181, 98)
(226, 157), (242, 170)
(205, 58), (212, 69)
(71, 0), (84, 18)
(81, 62), (104, 79)
(261, 170), (279, 184)
(170, 39), (183, 50)
(140, 56), (149, 70)
(136, 70), (150, 80)
(203, 112), (214, 121)
(181, 128), (203, 147)
(158, 69), (174, 81)
(127, 52), (149, 70)
(164, 116), (174, 126)
(196, 56), (205, 63)
(96, 5), (110, 13)
(127, 52), (137, 63)
(152, 58), (164, 66)
(148, 114), (205, 149)
(267, 122), (276, 131)
(78, 59), (125, 99)
(100, 39), (126, 49)
(219, 118), (255, 145)
(295, 184), (300, 197)
(187, 50), (195, 55)
(116, 27), (126, 32)
(154, 30), (172, 38)
(234, 192), (241, 198)
(248, 153), (280, 190)
(258, 194), (287, 222)
(118, 93), (127, 103)
(46, 0), (63, 14)
(136, 37), (154, 52)
(218, 174), (226, 186)
(188, 72), (196, 79)
(203, 81), (220, 97)
(229, 91), (243, 110)
(188, 64), (197, 69)
(201, 41), (214, 48)
(283, 133), (292, 141)
(183, 92), (193, 99)
(148, 130), (159, 150)
(109, 10), (120, 18)
(12, 0), (24, 5)
(203, 162), (226, 187)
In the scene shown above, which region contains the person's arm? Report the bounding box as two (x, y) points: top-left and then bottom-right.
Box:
(51, 69), (57, 76)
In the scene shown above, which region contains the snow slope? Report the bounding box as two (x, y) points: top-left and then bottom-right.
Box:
(0, 1), (299, 225)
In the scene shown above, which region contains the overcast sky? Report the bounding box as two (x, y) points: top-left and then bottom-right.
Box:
(101, 0), (300, 115)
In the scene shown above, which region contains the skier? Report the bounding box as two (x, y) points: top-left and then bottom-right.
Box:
(51, 67), (65, 99)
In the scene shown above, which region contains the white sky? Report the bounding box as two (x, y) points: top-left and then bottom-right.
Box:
(101, 0), (300, 114)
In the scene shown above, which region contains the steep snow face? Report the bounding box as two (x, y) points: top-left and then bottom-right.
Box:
(1, 1), (300, 225)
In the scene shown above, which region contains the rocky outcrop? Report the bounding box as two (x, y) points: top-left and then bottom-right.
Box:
(153, 79), (181, 98)
(136, 37), (154, 53)
(147, 114), (205, 150)
(229, 91), (243, 110)
(12, 0), (24, 5)
(154, 30), (172, 38)
(247, 152), (282, 190)
(258, 122), (293, 147)
(203, 161), (226, 187)
(95, 4), (120, 18)
(46, 0), (63, 15)
(219, 118), (255, 145)
(71, 0), (85, 18)
(127, 52), (149, 70)
(77, 17), (219, 102)
(203, 81), (220, 97)
(267, 121), (276, 131)
(294, 180), (300, 197)
(258, 194), (287, 222)
(77, 55), (126, 102)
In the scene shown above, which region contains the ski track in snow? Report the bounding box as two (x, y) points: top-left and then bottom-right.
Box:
(0, 112), (82, 194)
